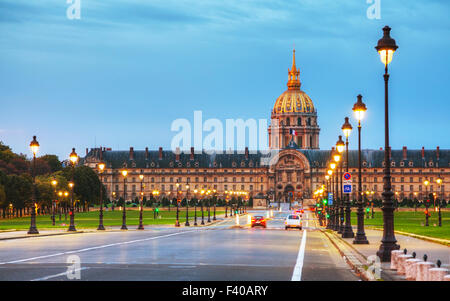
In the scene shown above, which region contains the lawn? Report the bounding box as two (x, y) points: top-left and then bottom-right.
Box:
(350, 210), (450, 240)
(0, 208), (225, 230)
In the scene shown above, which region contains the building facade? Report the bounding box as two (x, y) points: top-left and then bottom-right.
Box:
(82, 51), (449, 202)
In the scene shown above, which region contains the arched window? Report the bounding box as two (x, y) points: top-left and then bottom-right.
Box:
(309, 135), (313, 148)
(297, 117), (301, 125)
(286, 117), (290, 125)
(307, 118), (311, 126)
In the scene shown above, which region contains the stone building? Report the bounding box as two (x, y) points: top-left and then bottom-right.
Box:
(82, 51), (448, 203)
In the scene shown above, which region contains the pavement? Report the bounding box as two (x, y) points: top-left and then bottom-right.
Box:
(0, 210), (360, 281)
(323, 225), (450, 281)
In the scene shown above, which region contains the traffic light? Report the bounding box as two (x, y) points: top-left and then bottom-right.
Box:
(155, 207), (159, 213)
(316, 203), (320, 207)
(366, 207), (370, 213)
(323, 199), (328, 205)
(326, 214), (330, 219)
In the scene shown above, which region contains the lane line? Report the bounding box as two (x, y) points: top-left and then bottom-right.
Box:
(291, 214), (308, 281)
(30, 267), (90, 281)
(0, 230), (198, 265)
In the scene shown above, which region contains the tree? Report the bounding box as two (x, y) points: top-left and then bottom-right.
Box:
(39, 155), (62, 173)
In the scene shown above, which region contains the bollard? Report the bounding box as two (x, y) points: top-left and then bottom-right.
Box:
(397, 254), (413, 275)
(390, 250), (404, 270)
(405, 258), (422, 280)
(428, 260), (449, 281)
(416, 262), (435, 281)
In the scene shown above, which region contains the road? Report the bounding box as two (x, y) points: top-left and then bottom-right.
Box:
(0, 210), (359, 281)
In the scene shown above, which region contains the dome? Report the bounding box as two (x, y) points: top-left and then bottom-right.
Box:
(272, 49), (316, 115)
(273, 89), (315, 114)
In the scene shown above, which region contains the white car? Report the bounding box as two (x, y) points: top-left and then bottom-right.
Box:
(285, 214), (302, 230)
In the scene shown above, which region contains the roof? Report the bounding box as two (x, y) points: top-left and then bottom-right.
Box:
(82, 147), (450, 170)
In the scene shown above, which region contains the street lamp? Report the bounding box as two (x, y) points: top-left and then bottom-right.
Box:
(51, 179), (58, 226)
(213, 189), (217, 220)
(175, 181), (181, 227)
(375, 25), (400, 262)
(224, 191), (229, 218)
(185, 183), (190, 226)
(327, 168), (335, 230)
(137, 174), (144, 230)
(207, 189), (211, 223)
(97, 162), (106, 230)
(28, 136), (40, 234)
(68, 148), (78, 232)
(332, 149), (343, 234)
(436, 178), (442, 227)
(352, 95), (368, 244)
(120, 169), (128, 230)
(200, 189), (205, 225)
(193, 188), (198, 226)
(424, 180), (430, 226)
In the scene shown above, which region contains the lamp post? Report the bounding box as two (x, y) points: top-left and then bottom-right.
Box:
(200, 189), (205, 225)
(351, 96), (368, 243)
(193, 188), (198, 226)
(436, 178), (442, 227)
(424, 180), (430, 226)
(51, 179), (58, 226)
(97, 163), (106, 230)
(207, 189), (211, 223)
(58, 191), (63, 221)
(68, 148), (78, 232)
(137, 174), (144, 230)
(375, 25), (400, 261)
(28, 136), (40, 234)
(213, 189), (217, 220)
(175, 181), (181, 227)
(185, 184), (190, 226)
(327, 168), (335, 230)
(325, 174), (331, 229)
(120, 170), (128, 230)
(332, 148), (344, 235)
(224, 191), (229, 218)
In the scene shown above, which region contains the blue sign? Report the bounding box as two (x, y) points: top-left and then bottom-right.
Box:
(344, 184), (352, 193)
(328, 193), (333, 205)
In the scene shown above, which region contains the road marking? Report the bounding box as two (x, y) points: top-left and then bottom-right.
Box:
(291, 227), (307, 281)
(0, 230), (198, 265)
(30, 267), (90, 281)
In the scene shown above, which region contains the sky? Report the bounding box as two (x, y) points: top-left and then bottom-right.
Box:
(1, 0), (449, 160)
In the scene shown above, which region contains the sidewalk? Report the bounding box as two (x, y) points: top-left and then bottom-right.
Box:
(324, 227), (450, 281)
(0, 214), (231, 241)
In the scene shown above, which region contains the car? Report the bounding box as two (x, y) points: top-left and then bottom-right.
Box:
(285, 214), (302, 230)
(251, 216), (267, 228)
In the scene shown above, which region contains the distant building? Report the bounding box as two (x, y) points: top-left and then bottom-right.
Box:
(82, 51), (448, 202)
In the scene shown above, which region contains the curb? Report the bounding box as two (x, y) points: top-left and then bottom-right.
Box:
(367, 227), (450, 247)
(322, 230), (380, 281)
(0, 231), (86, 241)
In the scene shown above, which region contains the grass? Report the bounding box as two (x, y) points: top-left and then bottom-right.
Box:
(350, 210), (450, 240)
(0, 208), (225, 230)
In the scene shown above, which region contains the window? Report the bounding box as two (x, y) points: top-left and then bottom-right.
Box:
(410, 185), (413, 192)
(224, 184), (228, 190)
(214, 177), (217, 182)
(401, 177), (404, 183)
(374, 185), (377, 191)
(241, 185), (244, 190)
(241, 177), (245, 182)
(297, 117), (301, 125)
(401, 185), (404, 191)
(250, 185), (253, 191)
(410, 177), (413, 183)
(233, 177), (236, 182)
(286, 117), (290, 125)
(151, 177), (154, 183)
(162, 184), (165, 191)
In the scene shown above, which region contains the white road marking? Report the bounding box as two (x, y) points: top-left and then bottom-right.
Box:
(0, 230), (198, 265)
(30, 267), (90, 281)
(291, 213), (308, 281)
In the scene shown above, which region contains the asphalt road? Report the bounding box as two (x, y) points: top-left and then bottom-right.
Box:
(0, 210), (358, 281)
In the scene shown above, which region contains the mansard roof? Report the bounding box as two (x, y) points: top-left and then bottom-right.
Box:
(82, 148), (449, 170)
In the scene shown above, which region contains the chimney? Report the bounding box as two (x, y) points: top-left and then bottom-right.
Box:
(175, 147), (180, 162)
(145, 147), (149, 160)
(402, 146), (407, 160)
(190, 147), (194, 160)
(86, 148), (88, 156)
(159, 147), (163, 160)
(245, 147), (249, 160)
(129, 147), (134, 160)
(99, 148), (103, 161)
(421, 147), (425, 159)
(436, 146), (440, 160)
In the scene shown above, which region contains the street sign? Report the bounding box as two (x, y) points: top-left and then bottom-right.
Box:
(343, 184), (352, 193)
(328, 193), (333, 205)
(343, 172), (351, 181)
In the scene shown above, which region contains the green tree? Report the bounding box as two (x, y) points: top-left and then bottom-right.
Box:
(39, 155), (62, 173)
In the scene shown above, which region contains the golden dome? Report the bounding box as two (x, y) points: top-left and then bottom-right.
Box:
(273, 89), (315, 114)
(272, 49), (315, 115)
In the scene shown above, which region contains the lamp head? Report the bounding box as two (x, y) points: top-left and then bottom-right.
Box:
(29, 136), (40, 156)
(375, 26), (398, 65)
(341, 117), (353, 138)
(352, 94), (367, 122)
(98, 162), (106, 173)
(330, 162), (336, 170)
(51, 179), (58, 186)
(139, 174), (144, 181)
(336, 136), (345, 153)
(121, 170), (128, 177)
(69, 148), (78, 165)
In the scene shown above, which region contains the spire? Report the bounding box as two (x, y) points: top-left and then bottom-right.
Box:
(287, 48), (301, 90)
